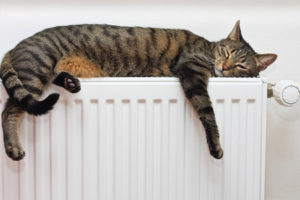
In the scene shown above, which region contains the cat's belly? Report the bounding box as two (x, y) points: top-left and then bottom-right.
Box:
(55, 54), (175, 78)
(55, 54), (108, 78)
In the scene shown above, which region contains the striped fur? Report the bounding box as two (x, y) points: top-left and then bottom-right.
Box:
(0, 52), (59, 115)
(0, 21), (277, 160)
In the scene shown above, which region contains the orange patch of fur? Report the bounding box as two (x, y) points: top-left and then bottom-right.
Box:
(161, 64), (172, 76)
(152, 64), (173, 77)
(152, 68), (161, 76)
(156, 32), (169, 53)
(168, 40), (179, 59)
(56, 55), (108, 78)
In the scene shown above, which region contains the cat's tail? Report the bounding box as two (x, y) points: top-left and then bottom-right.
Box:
(0, 52), (59, 115)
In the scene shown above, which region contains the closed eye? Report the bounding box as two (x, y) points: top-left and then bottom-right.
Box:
(231, 49), (237, 54)
(235, 64), (247, 69)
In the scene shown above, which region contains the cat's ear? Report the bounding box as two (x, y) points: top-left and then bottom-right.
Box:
(227, 20), (243, 41)
(255, 54), (277, 71)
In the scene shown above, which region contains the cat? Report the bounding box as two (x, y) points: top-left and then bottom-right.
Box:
(0, 20), (277, 161)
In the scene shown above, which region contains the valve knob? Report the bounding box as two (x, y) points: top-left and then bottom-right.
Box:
(273, 80), (300, 107)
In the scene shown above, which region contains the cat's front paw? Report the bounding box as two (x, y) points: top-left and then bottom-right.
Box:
(5, 143), (25, 161)
(210, 146), (223, 159)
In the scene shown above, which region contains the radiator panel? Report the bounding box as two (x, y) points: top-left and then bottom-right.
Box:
(0, 78), (267, 200)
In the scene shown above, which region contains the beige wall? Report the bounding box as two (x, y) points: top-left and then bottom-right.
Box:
(2, 0), (300, 5)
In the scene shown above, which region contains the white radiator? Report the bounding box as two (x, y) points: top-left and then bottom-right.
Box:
(0, 77), (267, 200)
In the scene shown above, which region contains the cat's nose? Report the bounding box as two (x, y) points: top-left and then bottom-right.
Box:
(222, 65), (229, 71)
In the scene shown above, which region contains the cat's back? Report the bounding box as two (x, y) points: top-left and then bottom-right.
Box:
(9, 24), (197, 77)
(18, 24), (191, 53)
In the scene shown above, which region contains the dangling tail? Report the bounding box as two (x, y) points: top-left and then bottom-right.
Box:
(0, 52), (59, 115)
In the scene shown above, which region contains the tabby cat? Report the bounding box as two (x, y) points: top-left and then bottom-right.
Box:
(0, 21), (277, 161)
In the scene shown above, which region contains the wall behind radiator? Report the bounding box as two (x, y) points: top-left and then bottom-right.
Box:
(0, 2), (300, 200)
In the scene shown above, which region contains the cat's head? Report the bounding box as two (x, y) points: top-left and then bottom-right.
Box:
(213, 20), (277, 77)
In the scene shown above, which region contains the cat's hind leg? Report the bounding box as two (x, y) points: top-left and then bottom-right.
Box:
(53, 72), (81, 93)
(2, 99), (26, 160)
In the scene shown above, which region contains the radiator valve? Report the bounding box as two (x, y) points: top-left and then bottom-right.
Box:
(268, 80), (300, 107)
